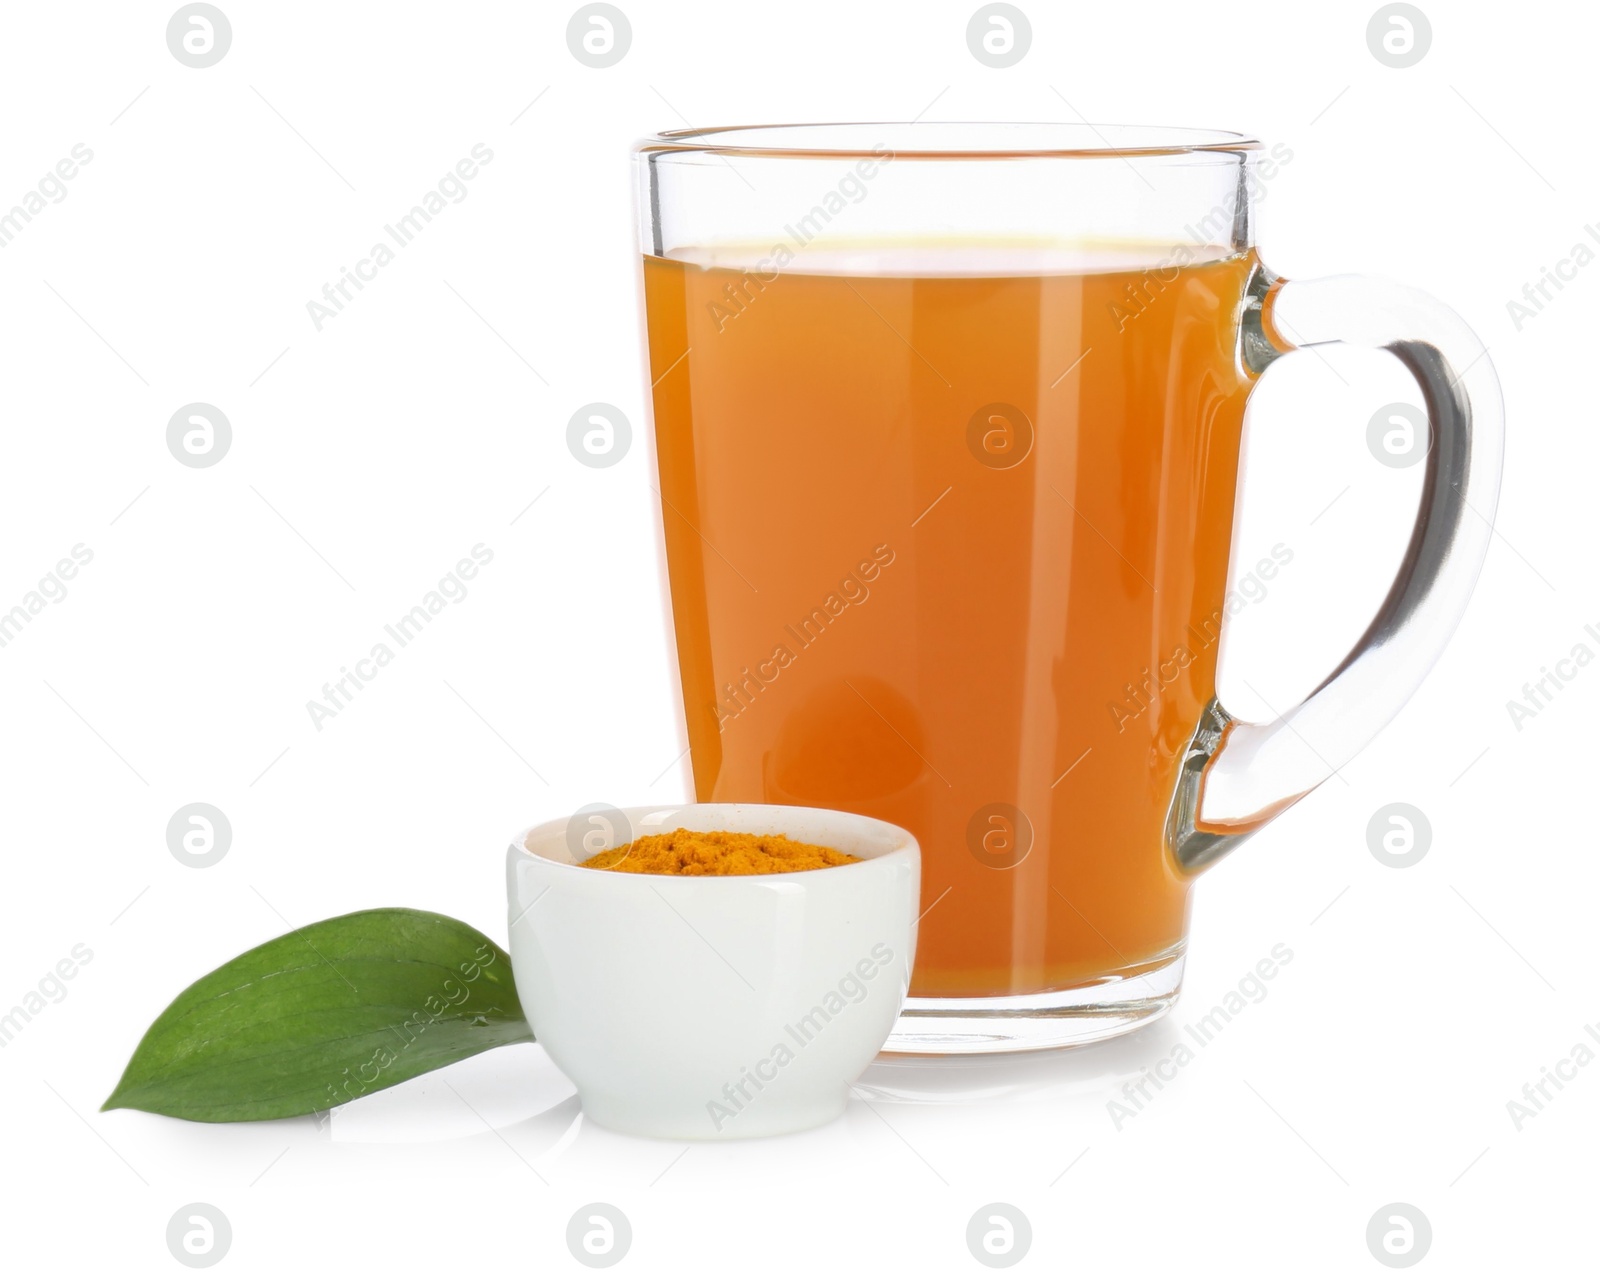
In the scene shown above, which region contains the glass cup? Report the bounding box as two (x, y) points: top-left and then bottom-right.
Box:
(633, 123), (1503, 1053)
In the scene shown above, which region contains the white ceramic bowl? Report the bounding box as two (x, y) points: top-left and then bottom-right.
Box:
(506, 803), (919, 1139)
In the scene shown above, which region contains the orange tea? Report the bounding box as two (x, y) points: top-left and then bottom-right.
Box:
(643, 247), (1259, 998)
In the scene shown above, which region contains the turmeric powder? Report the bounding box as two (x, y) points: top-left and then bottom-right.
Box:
(579, 828), (861, 876)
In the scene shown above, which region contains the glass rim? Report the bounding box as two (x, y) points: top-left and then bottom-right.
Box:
(634, 122), (1262, 160)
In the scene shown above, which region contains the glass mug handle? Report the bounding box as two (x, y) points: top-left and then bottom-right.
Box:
(1168, 271), (1506, 871)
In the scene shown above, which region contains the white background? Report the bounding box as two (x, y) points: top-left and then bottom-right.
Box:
(1, 0), (1593, 1267)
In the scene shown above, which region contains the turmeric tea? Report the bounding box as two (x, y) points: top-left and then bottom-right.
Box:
(579, 828), (860, 876)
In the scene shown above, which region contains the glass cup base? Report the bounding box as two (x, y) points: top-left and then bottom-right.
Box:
(884, 953), (1185, 1054)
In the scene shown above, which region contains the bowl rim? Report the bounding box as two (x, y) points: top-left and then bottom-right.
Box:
(633, 121), (1262, 162)
(508, 801), (920, 881)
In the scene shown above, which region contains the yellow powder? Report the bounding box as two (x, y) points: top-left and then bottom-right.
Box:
(579, 828), (861, 876)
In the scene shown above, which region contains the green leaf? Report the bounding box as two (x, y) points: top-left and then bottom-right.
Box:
(103, 908), (532, 1122)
